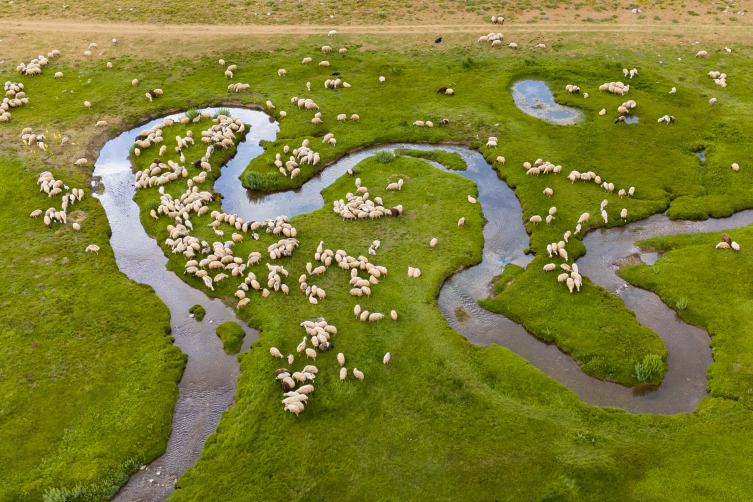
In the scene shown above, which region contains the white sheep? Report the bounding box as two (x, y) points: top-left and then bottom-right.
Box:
(543, 263), (555, 272)
(458, 217), (465, 226)
(529, 215), (542, 225)
(430, 237), (438, 248)
(328, 30), (337, 36)
(54, 72), (64, 79)
(379, 76), (386, 82)
(353, 368), (364, 381)
(732, 163), (740, 172)
(278, 69), (287, 76)
(85, 244), (100, 254)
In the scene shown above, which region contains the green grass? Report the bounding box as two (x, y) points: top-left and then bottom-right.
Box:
(395, 148), (467, 170)
(3, 32), (753, 499)
(189, 304), (206, 321)
(165, 156), (753, 501)
(618, 225), (753, 409)
(216, 321), (246, 354)
(0, 159), (185, 500)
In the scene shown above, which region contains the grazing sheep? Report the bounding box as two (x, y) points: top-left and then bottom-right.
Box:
(340, 367), (347, 382)
(529, 215), (542, 225)
(391, 310), (398, 322)
(379, 76), (386, 83)
(458, 217), (466, 226)
(543, 263), (555, 272)
(621, 208), (627, 221)
(84, 101), (91, 109)
(599, 109), (606, 115)
(709, 98), (717, 105)
(74, 158), (88, 166)
(544, 188), (553, 197)
(509, 43), (518, 49)
(339, 48), (348, 54)
(353, 368), (364, 381)
(132, 79), (138, 86)
(54, 72), (64, 79)
(695, 50), (709, 58)
(85, 244), (100, 254)
(731, 241), (740, 251)
(305, 348), (317, 359)
(278, 69), (287, 76)
(716, 242), (731, 249)
(669, 87), (676, 94)
(72, 222), (81, 231)
(430, 237), (438, 248)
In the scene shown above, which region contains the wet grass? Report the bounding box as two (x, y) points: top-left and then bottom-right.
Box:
(618, 226), (753, 409)
(216, 321), (246, 354)
(395, 148), (467, 170)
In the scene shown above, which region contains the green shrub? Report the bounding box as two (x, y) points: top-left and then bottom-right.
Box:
(189, 304), (206, 321)
(676, 297), (688, 310)
(216, 321), (245, 354)
(377, 10), (386, 17)
(212, 108), (230, 118)
(635, 354), (664, 383)
(374, 150), (395, 164)
(184, 108), (200, 120)
(243, 171), (271, 190)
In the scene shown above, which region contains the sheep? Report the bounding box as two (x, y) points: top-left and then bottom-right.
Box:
(731, 241), (740, 251)
(732, 163), (740, 172)
(72, 222), (81, 231)
(353, 368), (364, 381)
(305, 348), (317, 359)
(445, 88), (454, 95)
(302, 57), (312, 64)
(339, 48), (348, 54)
(468, 195), (477, 204)
(328, 30), (337, 36)
(319, 61), (330, 67)
(84, 101), (91, 109)
(529, 215), (542, 225)
(379, 76), (386, 82)
(578, 213), (590, 224)
(716, 242), (731, 249)
(601, 210), (608, 223)
(695, 50), (709, 58)
(458, 217), (466, 226)
(132, 79), (138, 86)
(54, 72), (64, 79)
(599, 109), (606, 115)
(85, 244), (100, 254)
(509, 43), (518, 49)
(430, 237), (438, 248)
(337, 114), (347, 122)
(709, 98), (717, 105)
(628, 187), (635, 197)
(74, 158), (88, 166)
(96, 120), (107, 127)
(621, 208), (627, 221)
(535, 43), (546, 49)
(543, 263), (555, 272)
(84, 51), (92, 57)
(544, 188), (553, 197)
(669, 87), (676, 94)
(278, 69), (287, 76)
(391, 310), (398, 322)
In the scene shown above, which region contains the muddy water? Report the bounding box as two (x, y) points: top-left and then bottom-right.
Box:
(93, 109), (276, 501)
(510, 80), (585, 125)
(96, 106), (751, 499)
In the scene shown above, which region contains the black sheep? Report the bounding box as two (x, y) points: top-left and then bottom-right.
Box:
(437, 86), (448, 94)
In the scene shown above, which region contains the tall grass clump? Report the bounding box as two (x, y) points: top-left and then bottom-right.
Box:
(212, 108), (230, 118)
(184, 108), (200, 120)
(374, 150), (395, 164)
(676, 297), (688, 310)
(635, 354), (664, 383)
(243, 171), (278, 190)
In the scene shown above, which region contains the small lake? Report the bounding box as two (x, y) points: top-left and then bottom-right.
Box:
(624, 116), (640, 124)
(511, 80), (585, 125)
(696, 151), (706, 161)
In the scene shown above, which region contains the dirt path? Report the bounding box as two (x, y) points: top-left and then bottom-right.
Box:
(1, 19), (751, 36)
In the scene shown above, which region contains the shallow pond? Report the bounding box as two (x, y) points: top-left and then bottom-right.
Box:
(511, 80), (585, 125)
(95, 107), (753, 500)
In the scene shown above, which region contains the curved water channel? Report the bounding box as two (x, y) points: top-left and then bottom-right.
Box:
(94, 107), (753, 500)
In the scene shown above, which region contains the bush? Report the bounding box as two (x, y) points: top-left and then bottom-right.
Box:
(189, 304), (206, 321)
(184, 108), (200, 120)
(216, 321), (245, 354)
(676, 297), (688, 310)
(243, 171), (278, 190)
(374, 150), (395, 164)
(377, 10), (386, 17)
(212, 107), (230, 118)
(635, 354), (664, 383)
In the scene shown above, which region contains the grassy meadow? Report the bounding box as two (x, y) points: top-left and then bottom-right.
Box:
(1, 25), (753, 500)
(619, 226), (753, 410)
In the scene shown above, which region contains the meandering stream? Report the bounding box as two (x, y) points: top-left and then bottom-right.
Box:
(94, 107), (753, 500)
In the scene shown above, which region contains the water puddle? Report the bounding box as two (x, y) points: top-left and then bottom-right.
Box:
(510, 80), (585, 125)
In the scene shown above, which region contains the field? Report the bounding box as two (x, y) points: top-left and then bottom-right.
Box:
(1, 8), (753, 501)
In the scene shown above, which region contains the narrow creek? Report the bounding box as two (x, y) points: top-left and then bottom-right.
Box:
(94, 107), (753, 500)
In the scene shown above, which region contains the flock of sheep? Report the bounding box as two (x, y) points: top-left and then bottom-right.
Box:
(31, 171), (85, 231)
(333, 177), (404, 221)
(2, 81), (30, 122)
